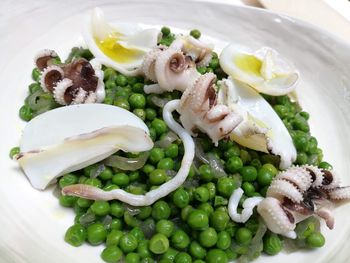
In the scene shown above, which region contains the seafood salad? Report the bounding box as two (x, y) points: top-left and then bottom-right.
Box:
(10, 7), (350, 263)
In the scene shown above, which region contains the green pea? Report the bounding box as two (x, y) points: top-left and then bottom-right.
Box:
(261, 164), (278, 176)
(206, 249), (228, 263)
(149, 148), (165, 164)
(223, 146), (240, 160)
(76, 198), (93, 208)
(127, 171), (139, 182)
(32, 68), (41, 81)
(131, 109), (146, 121)
(143, 164), (155, 174)
(216, 231), (231, 250)
(104, 68), (117, 81)
(125, 252), (140, 263)
(19, 105), (33, 121)
(239, 149), (251, 164)
(306, 232), (325, 248)
(242, 182), (256, 197)
(319, 161), (333, 170)
(64, 224), (86, 247)
(187, 210), (209, 230)
(124, 212), (140, 227)
(165, 144), (178, 158)
(274, 105), (289, 119)
(293, 132), (309, 151)
(110, 201), (124, 218)
(110, 218), (123, 230)
(103, 183), (119, 192)
(190, 29), (201, 39)
(58, 173), (78, 188)
(189, 241), (206, 259)
(132, 82), (144, 93)
(149, 233), (169, 254)
(87, 222), (107, 245)
(209, 58), (219, 70)
(193, 186), (209, 203)
(235, 227), (252, 245)
(129, 93), (146, 109)
(149, 169), (167, 185)
(292, 116), (310, 132)
(214, 196), (228, 207)
(225, 249), (237, 261)
(9, 146), (20, 159)
(263, 233), (282, 255)
(217, 177), (236, 198)
(197, 203), (214, 216)
(152, 200), (171, 220)
(257, 168), (273, 186)
(28, 82), (41, 94)
(209, 210), (229, 232)
(84, 178), (102, 188)
(173, 188), (190, 208)
(161, 26), (171, 36)
(106, 229), (123, 246)
(112, 172), (130, 186)
(98, 167), (113, 180)
(157, 158), (174, 170)
(175, 252), (192, 263)
(296, 152), (308, 165)
(129, 227), (145, 242)
(199, 227), (217, 248)
(155, 219), (174, 238)
(91, 200), (110, 216)
(114, 97), (130, 110)
(171, 230), (190, 249)
(250, 158), (262, 169)
(137, 206), (152, 220)
(59, 195), (78, 207)
(181, 205), (194, 221)
(137, 240), (152, 259)
(197, 66), (207, 74)
(116, 74), (128, 86)
(101, 246), (123, 263)
(205, 182), (216, 199)
(193, 260), (206, 263)
(199, 164), (214, 182)
(145, 108), (157, 121)
(240, 166), (258, 182)
(105, 79), (117, 90)
(140, 257), (155, 263)
(161, 247), (179, 261)
(225, 156), (243, 173)
(120, 233), (138, 253)
(151, 118), (168, 136)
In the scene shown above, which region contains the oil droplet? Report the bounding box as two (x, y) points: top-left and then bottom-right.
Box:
(234, 54), (262, 76)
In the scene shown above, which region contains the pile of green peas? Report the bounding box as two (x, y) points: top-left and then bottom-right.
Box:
(13, 26), (330, 262)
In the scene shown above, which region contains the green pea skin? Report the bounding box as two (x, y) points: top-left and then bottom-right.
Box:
(319, 161), (333, 170)
(181, 205), (193, 221)
(152, 200), (171, 220)
(175, 252), (192, 263)
(306, 232), (325, 248)
(194, 186), (210, 202)
(157, 158), (174, 170)
(149, 233), (169, 254)
(263, 233), (282, 255)
(173, 188), (190, 208)
(189, 241), (206, 259)
(120, 233), (139, 253)
(187, 210), (209, 230)
(59, 173), (79, 188)
(171, 230), (190, 249)
(235, 227), (252, 245)
(209, 210), (229, 231)
(64, 224), (87, 247)
(126, 252), (141, 263)
(199, 227), (218, 248)
(206, 249), (228, 263)
(87, 222), (107, 245)
(106, 229), (124, 246)
(156, 219), (174, 237)
(101, 246), (123, 263)
(214, 196), (228, 207)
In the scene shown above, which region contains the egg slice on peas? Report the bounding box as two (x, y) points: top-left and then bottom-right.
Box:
(220, 44), (299, 96)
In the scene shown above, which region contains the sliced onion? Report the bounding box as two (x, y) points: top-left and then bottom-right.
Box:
(27, 90), (56, 111)
(101, 215), (113, 229)
(79, 210), (96, 226)
(194, 138), (209, 164)
(154, 131), (179, 148)
(90, 164), (105, 178)
(104, 151), (149, 171)
(166, 170), (177, 178)
(207, 152), (227, 178)
(150, 95), (170, 108)
(140, 219), (156, 239)
(124, 204), (141, 216)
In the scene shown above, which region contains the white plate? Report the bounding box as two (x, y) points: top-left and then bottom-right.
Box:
(1, 0), (350, 262)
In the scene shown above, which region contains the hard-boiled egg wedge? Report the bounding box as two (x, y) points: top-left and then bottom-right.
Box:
(220, 44), (299, 96)
(83, 7), (160, 76)
(217, 78), (296, 169)
(16, 104), (153, 190)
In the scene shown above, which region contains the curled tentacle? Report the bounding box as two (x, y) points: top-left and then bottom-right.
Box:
(257, 197), (296, 239)
(63, 100), (195, 206)
(276, 166), (312, 193)
(40, 65), (64, 93)
(34, 49), (59, 71)
(266, 179), (303, 203)
(327, 186), (350, 200)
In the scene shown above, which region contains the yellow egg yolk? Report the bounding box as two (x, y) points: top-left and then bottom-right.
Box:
(95, 34), (143, 64)
(234, 54), (262, 76)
